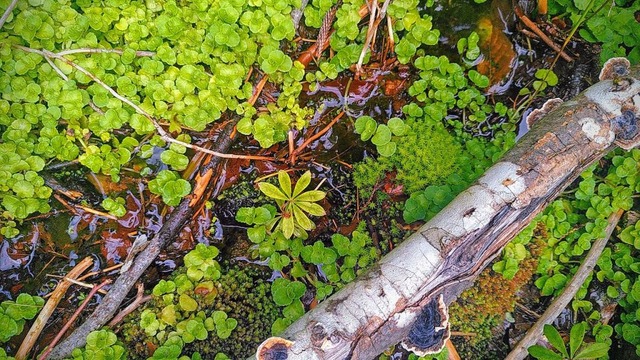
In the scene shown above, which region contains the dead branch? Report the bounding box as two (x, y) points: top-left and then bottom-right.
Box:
(251, 62), (640, 359)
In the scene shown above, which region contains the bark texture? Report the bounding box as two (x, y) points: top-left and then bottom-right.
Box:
(254, 62), (640, 360)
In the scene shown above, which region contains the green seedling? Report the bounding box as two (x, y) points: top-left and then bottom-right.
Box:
(528, 323), (609, 360)
(258, 170), (326, 239)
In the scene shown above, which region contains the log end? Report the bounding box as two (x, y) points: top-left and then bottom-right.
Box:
(256, 337), (293, 360)
(401, 294), (450, 356)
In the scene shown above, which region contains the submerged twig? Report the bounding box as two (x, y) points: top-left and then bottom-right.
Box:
(291, 111), (345, 158)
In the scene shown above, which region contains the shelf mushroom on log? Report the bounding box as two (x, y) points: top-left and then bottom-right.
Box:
(253, 58), (640, 360)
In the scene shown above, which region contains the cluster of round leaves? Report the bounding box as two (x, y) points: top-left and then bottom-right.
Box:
(69, 329), (126, 360)
(0, 293), (44, 344)
(0, 0), (314, 234)
(122, 244), (279, 359)
(548, 0), (640, 64)
(264, 228), (379, 334)
(354, 116), (410, 157)
(407, 54), (505, 130)
(493, 149), (640, 355)
(388, 0), (440, 64)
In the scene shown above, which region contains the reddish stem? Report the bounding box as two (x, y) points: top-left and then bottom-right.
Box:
(39, 279), (112, 360)
(291, 111), (345, 158)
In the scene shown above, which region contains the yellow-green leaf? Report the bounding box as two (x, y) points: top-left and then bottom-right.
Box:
(282, 216), (295, 239)
(293, 171), (312, 197)
(259, 182), (288, 200)
(295, 190), (325, 202)
(278, 171), (292, 197)
(296, 202), (326, 216)
(292, 204), (314, 230)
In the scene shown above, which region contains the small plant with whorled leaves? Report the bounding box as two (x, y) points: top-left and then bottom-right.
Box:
(257, 170), (326, 239)
(528, 322), (609, 360)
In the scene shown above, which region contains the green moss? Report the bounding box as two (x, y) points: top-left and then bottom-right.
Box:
(122, 264), (280, 359)
(392, 119), (461, 193)
(353, 118), (461, 194)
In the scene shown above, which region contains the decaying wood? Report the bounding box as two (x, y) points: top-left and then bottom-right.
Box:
(253, 61), (640, 359)
(47, 123), (238, 359)
(506, 209), (623, 360)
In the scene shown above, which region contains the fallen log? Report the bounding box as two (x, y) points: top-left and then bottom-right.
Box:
(254, 59), (640, 359)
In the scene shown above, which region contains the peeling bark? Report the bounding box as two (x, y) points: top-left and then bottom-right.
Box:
(253, 61), (640, 360)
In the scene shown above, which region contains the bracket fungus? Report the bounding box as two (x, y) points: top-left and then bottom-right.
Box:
(525, 98), (564, 128)
(256, 337), (293, 360)
(599, 57), (631, 81)
(401, 294), (450, 356)
(613, 110), (640, 149)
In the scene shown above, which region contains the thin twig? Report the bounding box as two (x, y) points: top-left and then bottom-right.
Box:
(76, 205), (118, 220)
(506, 209), (624, 360)
(288, 129), (296, 164)
(107, 283), (152, 327)
(514, 6), (573, 62)
(356, 0), (377, 74)
(386, 15), (395, 49)
(39, 279), (112, 360)
(291, 111), (345, 157)
(249, 75), (269, 105)
(61, 277), (109, 295)
(515, 301), (541, 318)
(15, 45), (273, 162)
(445, 338), (462, 360)
(77, 263), (123, 282)
(0, 0), (18, 30)
(56, 48), (155, 57)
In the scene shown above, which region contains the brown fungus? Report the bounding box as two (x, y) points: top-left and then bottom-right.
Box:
(525, 98), (563, 129)
(256, 337), (293, 360)
(599, 57), (631, 81)
(612, 110), (640, 150)
(401, 294), (450, 356)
